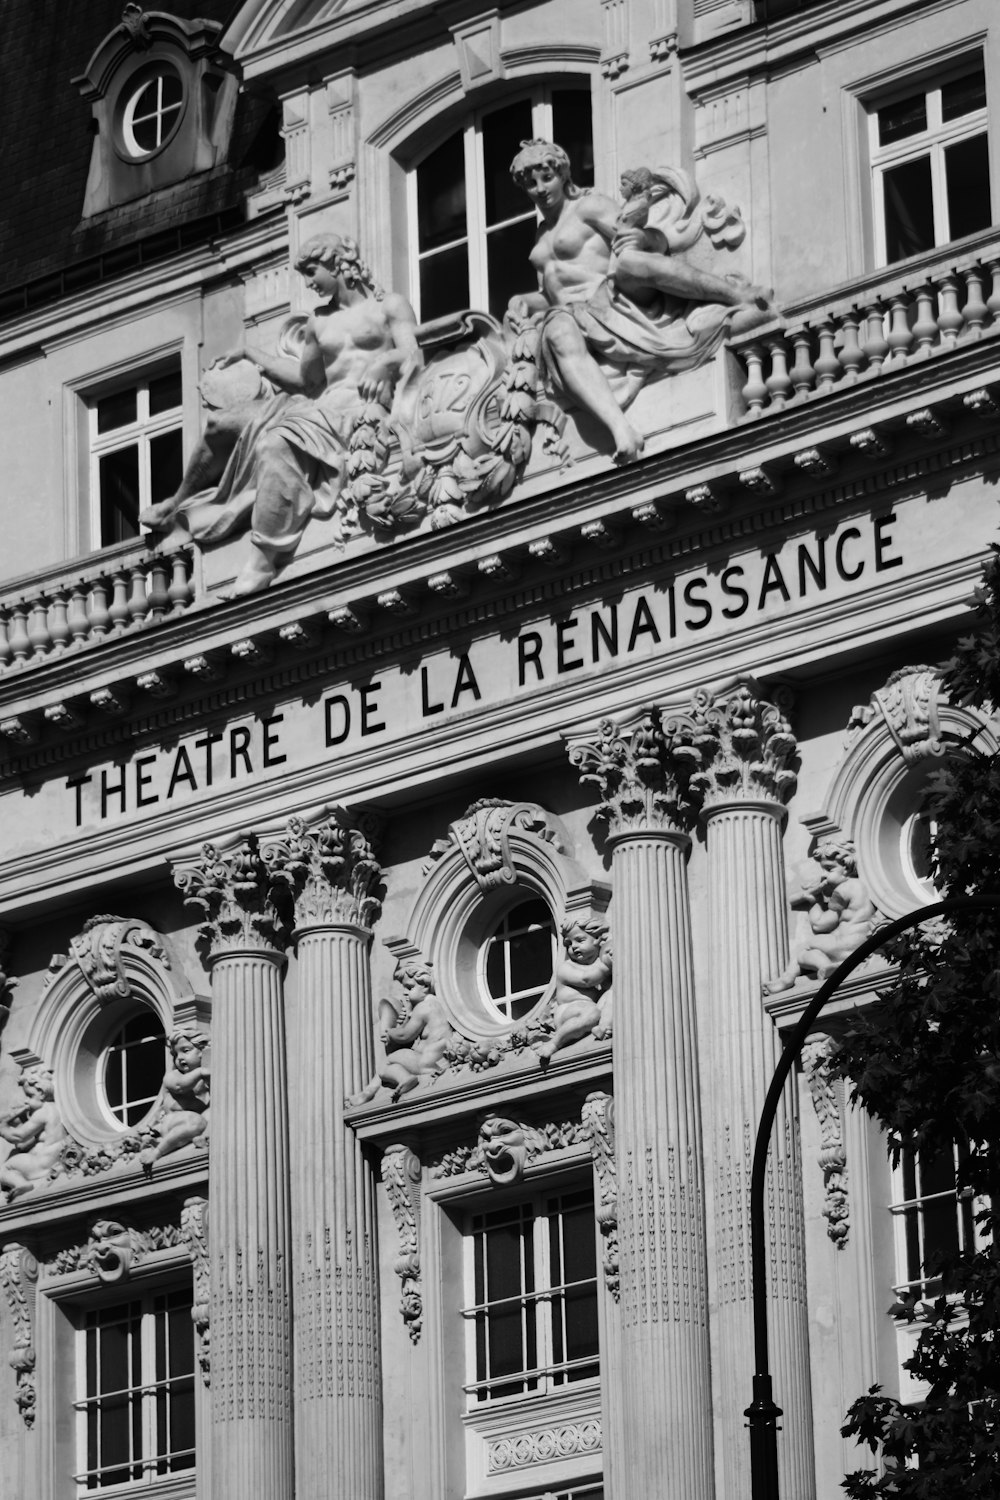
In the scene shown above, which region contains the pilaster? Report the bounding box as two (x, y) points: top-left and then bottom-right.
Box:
(567, 708), (713, 1500)
(172, 836), (294, 1500)
(262, 810), (384, 1500)
(679, 679), (814, 1500)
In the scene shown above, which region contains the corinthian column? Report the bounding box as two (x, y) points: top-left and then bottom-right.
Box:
(567, 710), (713, 1500)
(682, 679), (814, 1500)
(262, 811), (383, 1500)
(172, 837), (294, 1500)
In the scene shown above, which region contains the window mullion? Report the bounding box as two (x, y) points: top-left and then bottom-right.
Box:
(929, 143), (951, 241)
(466, 119), (488, 309)
(534, 1198), (553, 1390)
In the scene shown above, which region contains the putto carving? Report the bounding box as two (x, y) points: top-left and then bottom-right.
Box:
(349, 960), (452, 1105)
(800, 1035), (849, 1246)
(507, 141), (771, 464)
(0, 1244), (37, 1426)
(181, 1196), (211, 1384)
(537, 918), (613, 1065)
(425, 799), (561, 889)
(260, 808), (383, 929)
(583, 1091), (619, 1300)
(680, 678), (797, 807)
(765, 840), (877, 992)
(382, 1144), (422, 1342)
(45, 915), (168, 1003)
(172, 836), (292, 956)
(0, 1066), (67, 1201)
(567, 707), (703, 834)
(847, 665), (945, 763)
(140, 1029), (210, 1172)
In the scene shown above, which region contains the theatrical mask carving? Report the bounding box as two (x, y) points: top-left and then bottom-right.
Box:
(764, 839), (877, 992)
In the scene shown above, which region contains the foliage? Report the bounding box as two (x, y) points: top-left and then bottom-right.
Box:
(835, 544), (1000, 1496)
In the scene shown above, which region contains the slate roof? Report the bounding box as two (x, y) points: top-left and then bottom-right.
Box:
(0, 0), (279, 319)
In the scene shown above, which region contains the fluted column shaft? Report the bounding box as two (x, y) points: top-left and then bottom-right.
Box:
(207, 945), (294, 1500)
(291, 921), (381, 1500)
(609, 828), (713, 1500)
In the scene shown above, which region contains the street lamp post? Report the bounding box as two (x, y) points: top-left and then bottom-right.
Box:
(745, 894), (1000, 1500)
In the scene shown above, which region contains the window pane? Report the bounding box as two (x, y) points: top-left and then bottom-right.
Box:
(882, 154), (934, 262)
(419, 243), (470, 322)
(877, 92), (927, 146)
(508, 921), (554, 995)
(99, 445), (140, 544)
(942, 68), (987, 122)
(945, 132), (992, 240)
(96, 387), (137, 434)
(482, 99), (535, 227)
(486, 217), (540, 319)
(417, 132), (468, 251)
(150, 427), (184, 506)
(552, 89), (595, 189)
(149, 366), (183, 415)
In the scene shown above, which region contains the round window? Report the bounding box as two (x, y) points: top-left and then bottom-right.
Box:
(478, 897), (556, 1023)
(120, 66), (184, 158)
(99, 1010), (167, 1129)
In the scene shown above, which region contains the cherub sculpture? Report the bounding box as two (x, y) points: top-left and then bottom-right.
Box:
(765, 840), (877, 992)
(0, 1065), (67, 1199)
(139, 1029), (210, 1172)
(537, 917), (613, 1066)
(507, 140), (774, 464)
(349, 960), (452, 1105)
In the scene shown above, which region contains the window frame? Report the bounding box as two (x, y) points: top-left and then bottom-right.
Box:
(889, 1137), (982, 1302)
(118, 64), (187, 162)
(87, 363), (184, 548)
(477, 897), (558, 1026)
(405, 81), (594, 322)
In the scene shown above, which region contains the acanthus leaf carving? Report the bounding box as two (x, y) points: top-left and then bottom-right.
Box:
(430, 1111), (591, 1180)
(172, 836), (292, 957)
(181, 1196), (211, 1384)
(680, 678), (797, 808)
(801, 1035), (849, 1246)
(424, 799), (562, 889)
(48, 1219), (186, 1280)
(45, 915), (168, 1003)
(0, 1243), (37, 1427)
(583, 1091), (619, 1300)
(260, 808), (384, 929)
(567, 707), (703, 835)
(382, 1144), (422, 1343)
(872, 666), (945, 763)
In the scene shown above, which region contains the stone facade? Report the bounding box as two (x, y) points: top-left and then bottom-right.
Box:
(0, 3), (998, 1498)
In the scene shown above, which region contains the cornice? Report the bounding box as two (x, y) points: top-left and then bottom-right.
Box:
(0, 1156), (208, 1240)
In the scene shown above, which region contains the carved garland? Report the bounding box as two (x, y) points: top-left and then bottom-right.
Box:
(0, 1244), (37, 1428)
(801, 1035), (849, 1246)
(382, 1144), (422, 1343)
(583, 1091), (619, 1300)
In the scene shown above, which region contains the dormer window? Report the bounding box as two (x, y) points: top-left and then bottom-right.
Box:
(119, 64), (185, 159)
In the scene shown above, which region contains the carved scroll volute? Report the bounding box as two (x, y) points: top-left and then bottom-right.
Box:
(382, 1144), (422, 1343)
(681, 678), (797, 810)
(566, 707), (704, 837)
(0, 1243), (38, 1427)
(582, 1091), (619, 1301)
(181, 1196), (211, 1384)
(259, 808), (384, 931)
(801, 1035), (849, 1246)
(171, 835), (293, 958)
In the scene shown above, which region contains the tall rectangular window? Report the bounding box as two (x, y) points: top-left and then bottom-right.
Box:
(88, 364), (184, 547)
(870, 62), (992, 266)
(891, 1139), (977, 1298)
(75, 1286), (195, 1491)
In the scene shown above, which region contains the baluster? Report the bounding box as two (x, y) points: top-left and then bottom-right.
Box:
(963, 265), (988, 339)
(27, 596), (51, 660)
(88, 579), (110, 639)
(985, 260), (1000, 324)
(911, 284), (938, 357)
(7, 603), (31, 666)
(861, 303), (890, 377)
(128, 565), (149, 626)
(67, 583), (90, 648)
(886, 293), (914, 366)
(108, 571), (131, 633)
(48, 588), (71, 653)
(145, 557), (170, 621)
(764, 337), (792, 410)
(813, 320), (842, 393)
(740, 343), (768, 417)
(935, 275), (963, 347)
(788, 327), (815, 399)
(0, 610), (11, 672)
(839, 310), (864, 383)
(168, 552), (192, 610)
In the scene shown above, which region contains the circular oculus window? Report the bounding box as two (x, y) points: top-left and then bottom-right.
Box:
(98, 1008), (167, 1131)
(120, 65), (184, 159)
(478, 896), (556, 1024)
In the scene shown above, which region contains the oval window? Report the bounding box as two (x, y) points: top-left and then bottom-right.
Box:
(100, 1009), (167, 1129)
(121, 66), (184, 158)
(479, 897), (556, 1023)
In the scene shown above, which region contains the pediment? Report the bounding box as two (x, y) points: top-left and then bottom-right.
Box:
(223, 0), (425, 60)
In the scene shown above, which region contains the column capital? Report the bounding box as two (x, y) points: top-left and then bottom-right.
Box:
(261, 807), (383, 931)
(566, 707), (702, 837)
(677, 677), (797, 810)
(172, 834), (292, 959)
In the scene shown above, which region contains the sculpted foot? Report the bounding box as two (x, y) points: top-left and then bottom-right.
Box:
(612, 420), (644, 465)
(223, 553), (277, 598)
(139, 497), (182, 530)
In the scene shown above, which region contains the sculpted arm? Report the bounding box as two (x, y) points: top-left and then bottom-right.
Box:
(359, 293), (422, 402)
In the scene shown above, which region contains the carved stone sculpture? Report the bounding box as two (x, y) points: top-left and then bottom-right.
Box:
(348, 960), (452, 1104)
(801, 1035), (849, 1246)
(140, 1028), (210, 1172)
(764, 839), (877, 992)
(582, 1092), (619, 1300)
(507, 139), (774, 463)
(536, 917), (612, 1065)
(473, 1115), (545, 1186)
(0, 1244), (37, 1427)
(142, 234), (421, 595)
(0, 1066), (67, 1200)
(382, 1144), (422, 1342)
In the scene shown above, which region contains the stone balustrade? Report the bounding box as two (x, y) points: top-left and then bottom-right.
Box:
(0, 543), (194, 672)
(731, 237), (1000, 419)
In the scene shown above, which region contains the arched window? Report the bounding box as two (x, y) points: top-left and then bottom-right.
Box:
(410, 84), (593, 322)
